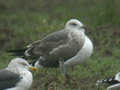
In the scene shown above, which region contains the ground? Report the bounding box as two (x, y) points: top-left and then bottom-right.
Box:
(0, 0), (120, 90)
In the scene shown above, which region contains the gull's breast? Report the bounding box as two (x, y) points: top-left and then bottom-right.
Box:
(77, 36), (93, 62)
(64, 36), (93, 66)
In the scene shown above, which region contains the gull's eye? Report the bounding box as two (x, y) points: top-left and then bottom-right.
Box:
(69, 22), (77, 26)
(20, 62), (28, 66)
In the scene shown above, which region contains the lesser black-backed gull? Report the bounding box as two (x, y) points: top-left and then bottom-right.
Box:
(0, 58), (37, 90)
(8, 19), (93, 74)
(96, 72), (120, 90)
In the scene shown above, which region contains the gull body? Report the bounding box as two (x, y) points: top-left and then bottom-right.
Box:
(8, 19), (93, 74)
(0, 58), (37, 90)
(96, 72), (120, 90)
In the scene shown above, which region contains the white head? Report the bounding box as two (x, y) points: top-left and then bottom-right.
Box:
(115, 72), (120, 81)
(65, 19), (86, 32)
(7, 58), (37, 71)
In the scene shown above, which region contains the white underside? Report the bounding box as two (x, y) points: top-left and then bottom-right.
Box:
(6, 69), (33, 90)
(107, 83), (120, 90)
(64, 36), (93, 66)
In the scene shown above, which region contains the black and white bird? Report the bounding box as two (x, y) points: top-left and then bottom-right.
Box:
(0, 58), (37, 90)
(96, 72), (120, 90)
(8, 19), (93, 74)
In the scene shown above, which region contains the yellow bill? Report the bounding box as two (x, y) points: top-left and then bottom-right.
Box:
(29, 66), (38, 72)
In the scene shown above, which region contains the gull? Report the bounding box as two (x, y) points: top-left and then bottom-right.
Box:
(0, 57), (37, 90)
(96, 72), (120, 90)
(8, 19), (93, 74)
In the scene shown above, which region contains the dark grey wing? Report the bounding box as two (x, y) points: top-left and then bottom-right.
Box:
(96, 76), (120, 88)
(103, 76), (120, 85)
(39, 41), (81, 67)
(26, 30), (69, 57)
(26, 29), (85, 67)
(0, 69), (22, 89)
(48, 31), (85, 61)
(35, 30), (84, 67)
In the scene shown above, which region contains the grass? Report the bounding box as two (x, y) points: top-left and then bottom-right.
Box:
(0, 0), (120, 90)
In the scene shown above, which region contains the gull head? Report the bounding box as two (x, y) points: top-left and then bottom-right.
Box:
(7, 58), (38, 71)
(65, 19), (86, 32)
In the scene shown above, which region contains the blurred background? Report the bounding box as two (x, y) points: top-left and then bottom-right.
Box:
(0, 0), (120, 90)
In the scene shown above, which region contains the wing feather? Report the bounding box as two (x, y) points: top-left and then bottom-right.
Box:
(25, 30), (68, 57)
(0, 69), (21, 89)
